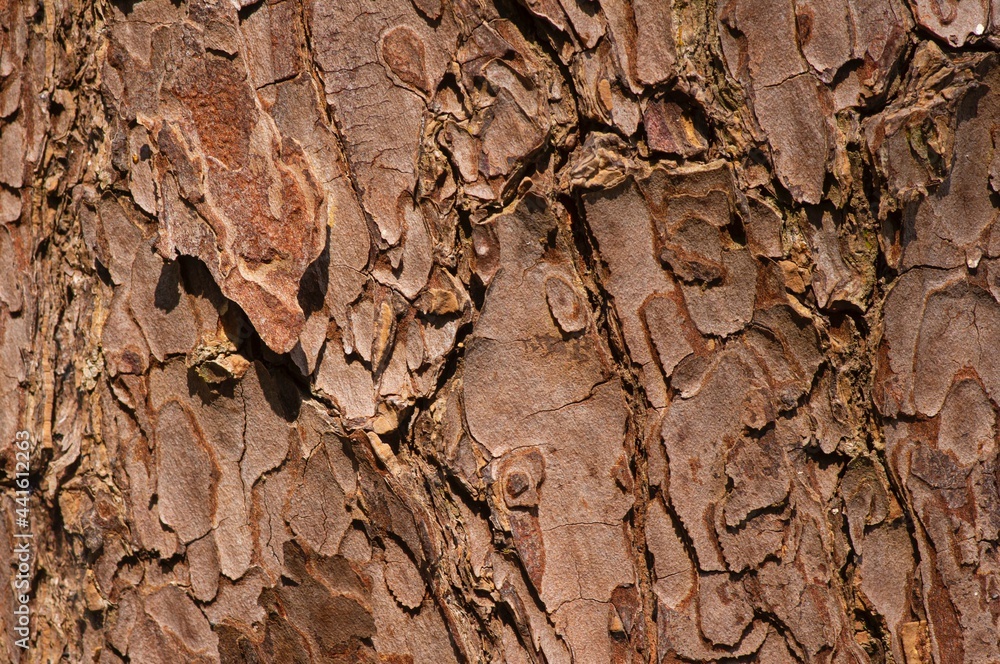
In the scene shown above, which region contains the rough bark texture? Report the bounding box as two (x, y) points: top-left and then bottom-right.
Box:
(5, 0), (1000, 661)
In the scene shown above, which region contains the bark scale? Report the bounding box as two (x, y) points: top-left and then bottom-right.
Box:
(0, 0), (996, 662)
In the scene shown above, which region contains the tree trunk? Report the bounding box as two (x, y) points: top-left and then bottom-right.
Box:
(3, 0), (999, 661)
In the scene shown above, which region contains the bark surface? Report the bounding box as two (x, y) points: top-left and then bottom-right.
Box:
(2, 0), (999, 661)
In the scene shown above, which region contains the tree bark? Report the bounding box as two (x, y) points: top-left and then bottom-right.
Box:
(3, 0), (999, 661)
